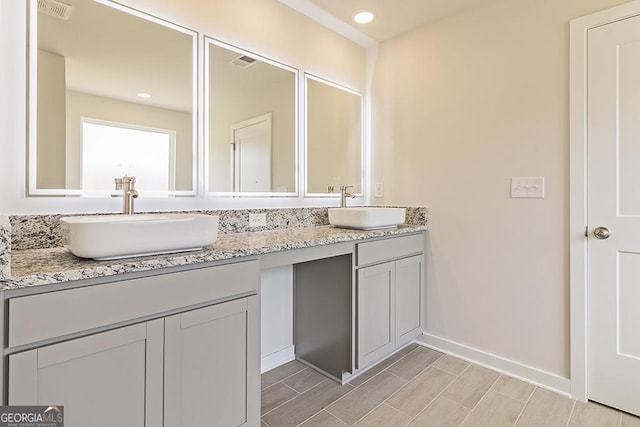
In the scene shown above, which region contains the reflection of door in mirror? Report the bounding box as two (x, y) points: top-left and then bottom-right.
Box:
(29, 0), (196, 195)
(305, 76), (362, 195)
(206, 40), (297, 195)
(231, 114), (272, 192)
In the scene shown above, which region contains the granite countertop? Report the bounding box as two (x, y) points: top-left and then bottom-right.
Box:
(2, 224), (427, 291)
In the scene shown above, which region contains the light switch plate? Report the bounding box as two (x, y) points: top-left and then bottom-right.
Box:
(249, 213), (267, 227)
(511, 177), (545, 198)
(375, 182), (384, 198)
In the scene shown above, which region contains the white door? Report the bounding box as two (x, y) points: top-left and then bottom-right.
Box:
(587, 13), (640, 416)
(231, 113), (272, 192)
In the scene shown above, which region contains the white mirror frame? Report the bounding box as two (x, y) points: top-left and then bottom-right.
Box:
(204, 37), (299, 198)
(27, 0), (199, 197)
(303, 73), (364, 198)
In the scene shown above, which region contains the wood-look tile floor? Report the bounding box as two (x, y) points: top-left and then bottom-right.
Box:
(261, 344), (640, 427)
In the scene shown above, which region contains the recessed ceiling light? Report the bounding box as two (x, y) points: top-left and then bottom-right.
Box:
(137, 92), (152, 99)
(353, 10), (375, 24)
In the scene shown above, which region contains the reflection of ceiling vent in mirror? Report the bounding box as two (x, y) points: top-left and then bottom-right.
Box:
(230, 55), (257, 69)
(38, 0), (73, 20)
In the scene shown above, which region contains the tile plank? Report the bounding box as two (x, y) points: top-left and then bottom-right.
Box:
(299, 410), (350, 427)
(263, 379), (354, 427)
(261, 382), (299, 415)
(354, 404), (411, 427)
(349, 344), (420, 387)
(387, 367), (456, 417)
(492, 375), (535, 403)
(284, 368), (328, 394)
(442, 365), (500, 409)
(387, 347), (442, 381)
(431, 354), (470, 376)
(461, 391), (524, 427)
(262, 360), (307, 389)
(568, 401), (621, 427)
(515, 388), (574, 427)
(408, 396), (470, 427)
(327, 371), (406, 425)
(622, 413), (640, 427)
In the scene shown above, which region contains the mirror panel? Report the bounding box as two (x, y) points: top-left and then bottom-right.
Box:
(305, 75), (363, 195)
(29, 0), (197, 196)
(206, 39), (298, 196)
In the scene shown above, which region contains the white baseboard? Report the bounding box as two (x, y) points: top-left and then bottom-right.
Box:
(417, 333), (571, 397)
(261, 345), (295, 374)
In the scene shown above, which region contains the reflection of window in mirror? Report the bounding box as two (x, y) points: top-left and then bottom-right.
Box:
(81, 119), (175, 195)
(29, 0), (197, 195)
(206, 39), (297, 195)
(305, 75), (363, 195)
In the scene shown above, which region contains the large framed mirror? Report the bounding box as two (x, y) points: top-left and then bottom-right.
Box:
(28, 0), (197, 197)
(205, 38), (298, 196)
(305, 74), (363, 197)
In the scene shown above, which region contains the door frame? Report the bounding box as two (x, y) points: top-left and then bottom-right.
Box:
(229, 113), (272, 192)
(569, 0), (640, 402)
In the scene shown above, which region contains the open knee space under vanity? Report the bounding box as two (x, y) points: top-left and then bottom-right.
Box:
(261, 232), (425, 384)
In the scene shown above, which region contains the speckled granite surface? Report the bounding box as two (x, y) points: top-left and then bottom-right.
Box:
(8, 207), (427, 251)
(1, 206), (428, 290)
(0, 216), (10, 279)
(3, 224), (427, 290)
(9, 208), (333, 251)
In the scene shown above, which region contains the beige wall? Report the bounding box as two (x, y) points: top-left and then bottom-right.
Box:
(66, 91), (193, 191)
(36, 50), (66, 189)
(307, 78), (362, 194)
(371, 0), (630, 379)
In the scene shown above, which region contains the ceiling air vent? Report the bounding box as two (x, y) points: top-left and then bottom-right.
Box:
(38, 0), (73, 20)
(230, 55), (257, 69)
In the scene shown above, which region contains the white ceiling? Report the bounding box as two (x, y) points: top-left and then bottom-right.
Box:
(307, 0), (490, 42)
(38, 0), (194, 112)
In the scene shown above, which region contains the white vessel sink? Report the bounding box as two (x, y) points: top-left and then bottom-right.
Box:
(60, 214), (219, 260)
(328, 207), (406, 230)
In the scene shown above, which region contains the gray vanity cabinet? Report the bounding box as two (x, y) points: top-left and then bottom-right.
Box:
(395, 255), (425, 347)
(356, 234), (425, 369)
(6, 261), (260, 427)
(9, 320), (164, 427)
(164, 295), (259, 427)
(357, 261), (395, 368)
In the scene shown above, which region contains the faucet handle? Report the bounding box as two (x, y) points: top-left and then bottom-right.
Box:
(126, 175), (136, 189)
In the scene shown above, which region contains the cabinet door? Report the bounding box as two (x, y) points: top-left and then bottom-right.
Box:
(396, 255), (424, 347)
(357, 261), (395, 368)
(164, 295), (260, 427)
(8, 320), (164, 427)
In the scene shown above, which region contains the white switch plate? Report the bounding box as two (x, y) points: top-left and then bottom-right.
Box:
(511, 177), (545, 198)
(249, 213), (267, 227)
(375, 182), (384, 198)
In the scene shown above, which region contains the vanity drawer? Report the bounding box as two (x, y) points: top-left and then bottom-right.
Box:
(357, 234), (424, 266)
(9, 260), (259, 348)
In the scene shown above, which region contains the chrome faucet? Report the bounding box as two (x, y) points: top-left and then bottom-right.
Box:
(340, 185), (355, 208)
(114, 175), (139, 214)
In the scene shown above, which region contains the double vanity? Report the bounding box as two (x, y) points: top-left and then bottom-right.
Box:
(0, 207), (427, 426)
